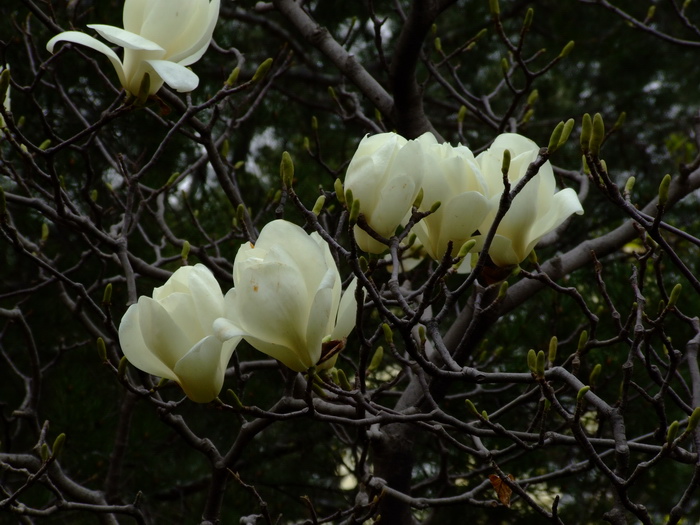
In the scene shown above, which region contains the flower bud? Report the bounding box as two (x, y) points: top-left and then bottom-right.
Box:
(251, 58), (273, 83)
(658, 174), (671, 206)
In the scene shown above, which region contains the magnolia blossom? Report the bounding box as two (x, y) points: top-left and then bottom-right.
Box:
(46, 0), (220, 96)
(214, 220), (359, 373)
(410, 133), (490, 262)
(476, 133), (583, 267)
(344, 132), (432, 253)
(118, 264), (239, 403)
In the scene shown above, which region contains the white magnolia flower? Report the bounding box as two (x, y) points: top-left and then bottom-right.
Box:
(411, 133), (490, 262)
(214, 220), (359, 373)
(476, 133), (584, 267)
(344, 132), (431, 253)
(118, 264), (239, 403)
(47, 0), (220, 96)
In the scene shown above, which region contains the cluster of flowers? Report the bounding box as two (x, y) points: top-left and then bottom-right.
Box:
(119, 221), (359, 403)
(345, 131), (583, 268)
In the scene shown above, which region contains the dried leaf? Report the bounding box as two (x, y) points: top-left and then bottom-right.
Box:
(489, 473), (515, 507)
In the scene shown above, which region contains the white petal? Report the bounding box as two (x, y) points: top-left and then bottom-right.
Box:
(331, 278), (359, 340)
(173, 335), (236, 403)
(87, 24), (164, 51)
(118, 302), (178, 381)
(145, 59), (199, 92)
(46, 31), (126, 88)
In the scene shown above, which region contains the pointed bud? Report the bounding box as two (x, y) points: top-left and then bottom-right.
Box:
(489, 0), (500, 16)
(465, 399), (480, 417)
(102, 283), (112, 305)
(280, 151), (294, 188)
(413, 187), (424, 208)
(52, 433), (66, 458)
(41, 222), (49, 243)
(559, 40), (575, 58)
(348, 198), (361, 224)
(501, 57), (509, 76)
(181, 241), (191, 262)
(577, 385), (590, 403)
(344, 188), (354, 208)
(40, 443), (50, 462)
(225, 66), (240, 86)
(311, 116), (318, 130)
(577, 330), (588, 352)
(226, 389), (244, 409)
(368, 346), (384, 371)
(687, 407), (700, 432)
(559, 118), (575, 149)
(334, 179), (345, 204)
(613, 112), (626, 130)
(624, 176), (636, 194)
(166, 172), (180, 186)
(527, 349), (537, 374)
(547, 121), (565, 153)
(501, 149), (511, 175)
(497, 281), (508, 301)
(312, 195), (326, 216)
(589, 363), (602, 387)
(658, 173), (671, 206)
(580, 113), (592, 153)
(39, 139), (52, 151)
(251, 58), (273, 83)
(527, 89), (539, 106)
(536, 350), (545, 377)
(667, 420), (680, 445)
(457, 105), (467, 123)
(457, 239), (477, 260)
(97, 337), (107, 362)
(668, 283), (682, 308)
(431, 23), (437, 36)
(548, 336), (558, 364)
(336, 368), (352, 391)
(328, 86), (337, 100)
(429, 201), (442, 214)
(382, 323), (393, 344)
(645, 5), (656, 23)
(434, 37), (442, 52)
(589, 113), (605, 156)
(117, 356), (128, 379)
(220, 139), (230, 159)
(374, 108), (383, 122)
(481, 410), (489, 421)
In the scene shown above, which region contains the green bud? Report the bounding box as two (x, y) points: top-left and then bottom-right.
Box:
(613, 111), (626, 130)
(418, 325), (426, 345)
(589, 113), (605, 156)
(41, 222), (49, 243)
(457, 239), (477, 259)
(236, 203), (246, 223)
(577, 330), (588, 352)
(334, 179), (345, 204)
(527, 89), (539, 106)
(117, 356), (128, 379)
(683, 0), (692, 11)
(181, 240), (191, 262)
(658, 173), (671, 206)
(368, 346), (384, 371)
(489, 0), (500, 16)
(52, 433), (66, 458)
(465, 399), (480, 417)
(273, 189), (282, 203)
(536, 350), (545, 377)
(280, 151), (294, 188)
(328, 86), (337, 100)
(374, 108), (383, 122)
(687, 407), (700, 432)
(102, 283), (113, 305)
(522, 8), (534, 31)
(547, 121), (565, 153)
(97, 337), (107, 362)
(501, 57), (509, 76)
(668, 283), (682, 308)
(382, 323), (393, 344)
(559, 40), (575, 58)
(429, 201), (441, 214)
(624, 176), (636, 194)
(166, 172), (180, 186)
(40, 443), (50, 462)
(580, 113), (592, 153)
(431, 23), (437, 36)
(303, 136), (310, 150)
(413, 187), (424, 208)
(39, 139), (52, 151)
(645, 5), (656, 22)
(359, 256), (369, 273)
(559, 118), (575, 148)
(220, 139), (230, 159)
(227, 389), (244, 409)
(497, 281), (508, 300)
(548, 336), (558, 364)
(0, 67), (9, 106)
(527, 349), (537, 374)
(344, 188), (354, 208)
(312, 195), (326, 216)
(434, 37), (442, 52)
(348, 198), (361, 224)
(522, 108), (535, 123)
(251, 58), (273, 83)
(481, 410), (489, 421)
(457, 105), (467, 123)
(311, 116), (318, 130)
(577, 385), (590, 403)
(501, 149), (511, 175)
(90, 189), (98, 202)
(136, 73), (151, 106)
(225, 66), (240, 86)
(589, 363), (602, 387)
(233, 160), (245, 170)
(336, 368), (352, 391)
(667, 420), (680, 444)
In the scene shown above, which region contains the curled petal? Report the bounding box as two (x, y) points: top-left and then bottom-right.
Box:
(145, 59), (199, 92)
(87, 24), (164, 51)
